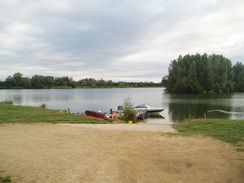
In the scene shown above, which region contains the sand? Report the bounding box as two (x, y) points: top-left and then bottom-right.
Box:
(0, 123), (243, 183)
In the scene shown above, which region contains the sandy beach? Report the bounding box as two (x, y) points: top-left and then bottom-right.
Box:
(0, 123), (243, 183)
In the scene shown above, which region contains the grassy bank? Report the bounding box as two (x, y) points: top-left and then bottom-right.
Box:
(174, 119), (244, 151)
(0, 102), (109, 124)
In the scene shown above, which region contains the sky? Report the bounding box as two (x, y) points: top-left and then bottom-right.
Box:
(0, 0), (244, 82)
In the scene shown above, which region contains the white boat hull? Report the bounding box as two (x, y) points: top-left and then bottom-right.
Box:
(133, 104), (164, 117)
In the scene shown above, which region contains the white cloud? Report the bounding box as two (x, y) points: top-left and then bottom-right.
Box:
(77, 23), (94, 32)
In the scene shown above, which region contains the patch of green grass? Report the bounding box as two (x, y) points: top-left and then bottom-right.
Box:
(0, 176), (11, 182)
(236, 148), (244, 152)
(174, 119), (244, 150)
(0, 102), (108, 124)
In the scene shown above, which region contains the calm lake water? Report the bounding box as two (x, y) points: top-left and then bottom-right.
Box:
(0, 88), (244, 124)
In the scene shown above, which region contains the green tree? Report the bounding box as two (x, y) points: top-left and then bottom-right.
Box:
(13, 72), (24, 87)
(197, 53), (208, 90)
(107, 80), (114, 87)
(23, 78), (32, 88)
(42, 76), (54, 88)
(0, 81), (4, 88)
(4, 76), (14, 88)
(161, 76), (168, 87)
(166, 53), (235, 93)
(31, 75), (44, 88)
(118, 82), (126, 88)
(233, 62), (244, 92)
(188, 61), (197, 80)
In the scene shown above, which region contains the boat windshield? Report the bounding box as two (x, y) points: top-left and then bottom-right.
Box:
(134, 104), (150, 108)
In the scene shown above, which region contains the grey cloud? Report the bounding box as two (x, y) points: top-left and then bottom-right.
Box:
(0, 0), (244, 82)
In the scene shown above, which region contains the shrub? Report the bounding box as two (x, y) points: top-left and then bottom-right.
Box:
(40, 103), (46, 108)
(121, 96), (137, 123)
(3, 100), (13, 105)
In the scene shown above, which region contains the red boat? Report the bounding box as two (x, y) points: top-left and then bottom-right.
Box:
(85, 110), (106, 118)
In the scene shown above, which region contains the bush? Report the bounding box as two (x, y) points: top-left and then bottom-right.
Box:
(121, 96), (137, 123)
(3, 100), (13, 105)
(40, 103), (46, 108)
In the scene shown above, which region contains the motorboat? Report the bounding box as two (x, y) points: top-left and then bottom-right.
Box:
(133, 104), (164, 117)
(134, 110), (150, 119)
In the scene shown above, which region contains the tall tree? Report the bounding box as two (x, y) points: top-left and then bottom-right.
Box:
(165, 53), (235, 93)
(233, 62), (244, 92)
(31, 75), (44, 89)
(13, 72), (24, 87)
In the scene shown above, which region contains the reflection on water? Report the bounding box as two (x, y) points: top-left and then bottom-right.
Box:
(0, 88), (243, 124)
(168, 102), (232, 122)
(166, 93), (244, 123)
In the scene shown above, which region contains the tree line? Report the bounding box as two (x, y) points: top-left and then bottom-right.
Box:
(0, 73), (162, 89)
(162, 53), (244, 93)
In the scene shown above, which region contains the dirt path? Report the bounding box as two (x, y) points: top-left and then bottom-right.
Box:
(61, 123), (178, 133)
(0, 123), (243, 183)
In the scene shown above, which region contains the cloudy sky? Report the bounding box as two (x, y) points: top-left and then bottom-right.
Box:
(0, 0), (244, 82)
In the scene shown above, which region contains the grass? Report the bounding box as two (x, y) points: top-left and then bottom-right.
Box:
(0, 102), (109, 124)
(174, 119), (244, 151)
(0, 176), (11, 182)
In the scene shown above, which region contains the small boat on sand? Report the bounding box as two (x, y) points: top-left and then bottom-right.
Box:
(85, 110), (106, 118)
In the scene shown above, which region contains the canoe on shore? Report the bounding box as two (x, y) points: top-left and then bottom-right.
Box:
(85, 110), (106, 118)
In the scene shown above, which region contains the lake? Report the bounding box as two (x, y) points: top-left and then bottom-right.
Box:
(0, 88), (244, 124)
